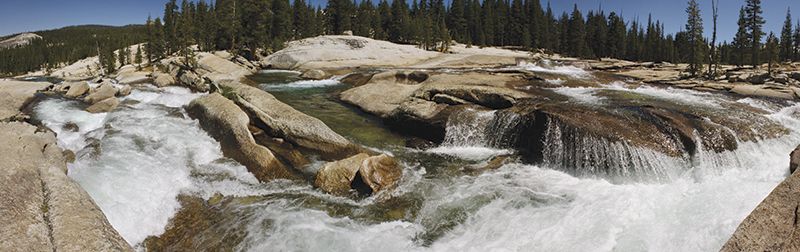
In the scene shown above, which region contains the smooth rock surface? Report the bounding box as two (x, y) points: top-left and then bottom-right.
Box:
(84, 83), (117, 104)
(0, 80), (50, 120)
(357, 154), (402, 194)
(721, 145), (800, 251)
(153, 72), (176, 87)
(300, 69), (329, 80)
(0, 122), (131, 252)
(314, 153), (370, 195)
(221, 81), (360, 159)
(86, 97), (120, 113)
(187, 93), (298, 181)
(63, 81), (90, 98)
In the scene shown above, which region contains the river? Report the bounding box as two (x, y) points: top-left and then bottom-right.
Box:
(32, 68), (800, 251)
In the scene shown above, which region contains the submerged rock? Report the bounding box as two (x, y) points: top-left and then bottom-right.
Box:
(117, 85), (132, 97)
(721, 145), (800, 251)
(0, 122), (131, 251)
(187, 93), (299, 181)
(356, 154), (402, 194)
(315, 153), (370, 195)
(300, 69), (329, 80)
(315, 153), (402, 196)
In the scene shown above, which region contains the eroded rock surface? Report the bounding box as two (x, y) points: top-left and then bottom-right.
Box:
(0, 80), (50, 120)
(721, 145), (800, 251)
(187, 93), (299, 181)
(0, 122), (131, 252)
(221, 81), (361, 160)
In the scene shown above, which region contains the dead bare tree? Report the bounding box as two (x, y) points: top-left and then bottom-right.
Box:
(707, 0), (719, 79)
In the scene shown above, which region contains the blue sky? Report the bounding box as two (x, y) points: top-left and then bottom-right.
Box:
(2, 0), (799, 43)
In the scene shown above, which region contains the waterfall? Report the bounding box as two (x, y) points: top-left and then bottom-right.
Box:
(539, 117), (687, 180)
(428, 108), (520, 161)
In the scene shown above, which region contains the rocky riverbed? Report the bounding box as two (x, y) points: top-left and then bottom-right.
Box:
(3, 35), (800, 251)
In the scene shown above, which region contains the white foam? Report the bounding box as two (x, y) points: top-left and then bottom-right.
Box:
(550, 81), (724, 108)
(553, 86), (604, 105)
(36, 88), (257, 246)
(427, 146), (513, 161)
(513, 60), (592, 79)
(545, 78), (565, 85)
(34, 99), (108, 152)
(260, 79), (341, 91)
(603, 82), (723, 108)
(125, 86), (203, 108)
(259, 69), (302, 75)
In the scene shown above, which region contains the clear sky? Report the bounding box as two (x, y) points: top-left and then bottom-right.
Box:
(1, 0), (799, 43)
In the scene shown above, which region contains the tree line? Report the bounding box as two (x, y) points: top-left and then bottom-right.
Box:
(0, 25), (147, 77)
(3, 0), (799, 77)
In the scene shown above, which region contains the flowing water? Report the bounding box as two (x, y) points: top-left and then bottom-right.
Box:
(32, 68), (800, 251)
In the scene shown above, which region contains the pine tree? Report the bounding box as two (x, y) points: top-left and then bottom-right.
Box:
(567, 4), (588, 58)
(215, 0), (240, 51)
(99, 41), (117, 75)
(542, 2), (558, 52)
(685, 0), (704, 76)
(118, 48), (127, 67)
(794, 21), (800, 61)
(293, 0), (312, 39)
(271, 0), (292, 49)
(744, 0), (765, 67)
(145, 15), (155, 63)
(151, 18), (167, 61)
(375, 0), (392, 40)
(448, 0), (467, 43)
(389, 0), (411, 43)
(509, 0), (528, 47)
(135, 44), (143, 70)
(163, 0), (179, 54)
(326, 0), (354, 35)
(732, 7), (750, 66)
(527, 0), (544, 49)
(239, 0), (270, 59)
(780, 8), (794, 62)
(766, 32), (779, 73)
(607, 12), (626, 59)
(354, 0), (375, 37)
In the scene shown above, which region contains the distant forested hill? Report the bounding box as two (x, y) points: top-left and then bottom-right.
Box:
(0, 25), (147, 77)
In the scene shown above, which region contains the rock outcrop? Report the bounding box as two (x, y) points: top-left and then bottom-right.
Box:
(187, 93), (299, 181)
(84, 83), (118, 104)
(86, 97), (120, 113)
(263, 35), (439, 70)
(63, 81), (90, 98)
(0, 122), (131, 251)
(721, 145), (800, 251)
(0, 80), (50, 120)
(0, 33), (41, 49)
(220, 81), (361, 159)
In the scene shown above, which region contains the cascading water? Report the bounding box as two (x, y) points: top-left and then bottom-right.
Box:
(34, 86), (266, 246)
(32, 74), (800, 252)
(427, 108), (518, 161)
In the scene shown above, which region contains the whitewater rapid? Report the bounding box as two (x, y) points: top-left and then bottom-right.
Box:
(32, 80), (800, 252)
(35, 86), (265, 245)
